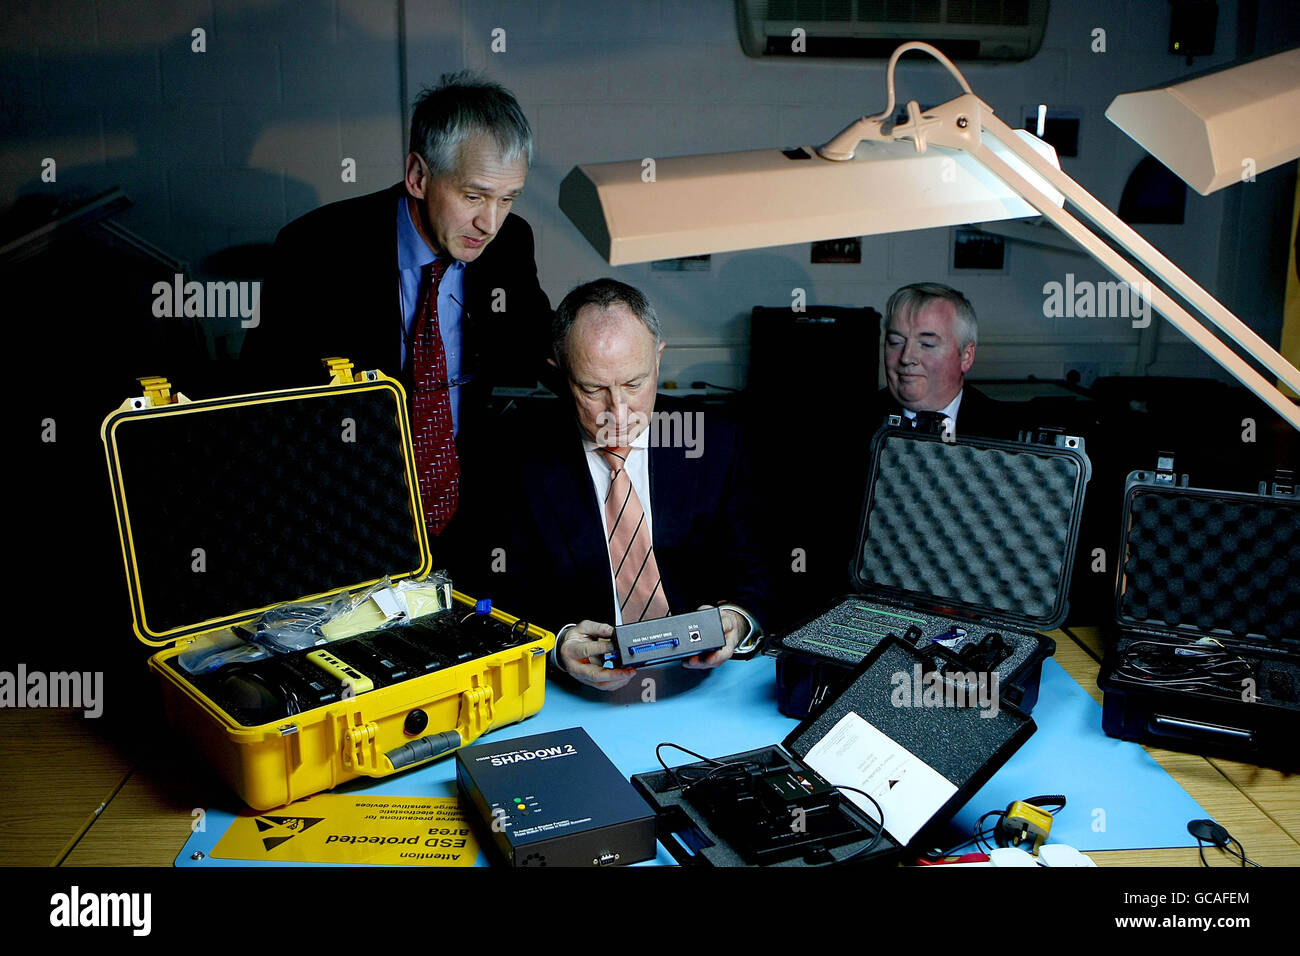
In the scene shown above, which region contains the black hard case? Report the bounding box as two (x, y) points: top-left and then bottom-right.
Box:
(1097, 465), (1299, 768)
(632, 635), (1036, 867)
(773, 421), (1092, 719)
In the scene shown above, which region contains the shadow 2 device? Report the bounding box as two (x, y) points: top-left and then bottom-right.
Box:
(611, 608), (727, 667)
(455, 727), (657, 866)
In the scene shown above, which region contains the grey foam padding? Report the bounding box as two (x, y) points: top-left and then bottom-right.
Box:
(781, 597), (1038, 687)
(857, 437), (1085, 627)
(1121, 491), (1299, 639)
(787, 641), (1031, 786)
(633, 747), (894, 867)
(112, 388), (423, 633)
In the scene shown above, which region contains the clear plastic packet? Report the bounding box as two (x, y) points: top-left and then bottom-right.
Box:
(177, 629), (271, 674)
(250, 595), (347, 653)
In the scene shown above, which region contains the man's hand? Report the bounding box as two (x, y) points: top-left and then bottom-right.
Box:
(682, 606), (749, 669)
(558, 620), (636, 691)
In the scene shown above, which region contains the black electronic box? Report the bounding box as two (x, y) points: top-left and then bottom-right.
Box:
(455, 726), (657, 866)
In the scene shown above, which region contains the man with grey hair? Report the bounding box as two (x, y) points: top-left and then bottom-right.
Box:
(467, 278), (770, 692)
(246, 71), (552, 546)
(880, 281), (1006, 437)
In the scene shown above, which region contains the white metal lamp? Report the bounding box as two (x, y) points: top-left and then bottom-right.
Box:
(558, 42), (1300, 431)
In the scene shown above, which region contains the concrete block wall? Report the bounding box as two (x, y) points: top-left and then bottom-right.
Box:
(1, 0), (1286, 387)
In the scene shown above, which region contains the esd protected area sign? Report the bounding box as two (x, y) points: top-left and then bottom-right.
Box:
(212, 794), (479, 866)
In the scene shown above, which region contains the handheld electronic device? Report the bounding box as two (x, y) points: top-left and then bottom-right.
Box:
(610, 608), (727, 667)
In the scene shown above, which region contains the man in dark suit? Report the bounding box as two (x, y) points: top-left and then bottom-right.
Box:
(470, 279), (769, 692)
(778, 282), (1015, 629)
(241, 72), (552, 550)
(877, 281), (1011, 439)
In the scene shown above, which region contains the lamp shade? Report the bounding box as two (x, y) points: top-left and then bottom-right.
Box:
(1106, 47), (1300, 196)
(559, 130), (1061, 265)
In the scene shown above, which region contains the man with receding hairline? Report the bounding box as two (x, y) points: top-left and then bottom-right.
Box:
(244, 71), (552, 549)
(470, 278), (770, 692)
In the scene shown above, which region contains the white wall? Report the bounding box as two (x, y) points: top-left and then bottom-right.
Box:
(1, 0), (1276, 386)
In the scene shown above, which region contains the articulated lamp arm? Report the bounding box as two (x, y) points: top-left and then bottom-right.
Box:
(820, 42), (1300, 432)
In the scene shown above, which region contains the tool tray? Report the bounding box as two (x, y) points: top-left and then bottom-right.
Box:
(772, 420), (1091, 719)
(102, 363), (555, 810)
(633, 636), (1035, 866)
(1097, 460), (1299, 768)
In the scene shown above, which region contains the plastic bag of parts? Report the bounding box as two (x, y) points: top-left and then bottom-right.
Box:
(318, 572), (453, 640)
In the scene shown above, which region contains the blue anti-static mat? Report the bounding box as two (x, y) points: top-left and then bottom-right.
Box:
(176, 655), (1207, 866)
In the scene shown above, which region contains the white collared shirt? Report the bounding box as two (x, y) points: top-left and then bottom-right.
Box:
(901, 388), (964, 431)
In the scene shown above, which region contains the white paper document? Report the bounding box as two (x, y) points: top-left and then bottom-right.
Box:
(802, 711), (958, 845)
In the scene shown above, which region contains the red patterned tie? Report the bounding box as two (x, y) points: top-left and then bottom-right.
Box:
(411, 259), (459, 537)
(599, 447), (670, 622)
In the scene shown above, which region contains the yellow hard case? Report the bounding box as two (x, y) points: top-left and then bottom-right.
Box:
(102, 360), (554, 811)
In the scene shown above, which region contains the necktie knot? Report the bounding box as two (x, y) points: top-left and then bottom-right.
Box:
(598, 446), (631, 479)
(910, 410), (950, 434)
(423, 257), (450, 289)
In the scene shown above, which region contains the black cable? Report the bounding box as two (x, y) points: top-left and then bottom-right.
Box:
(1193, 836), (1259, 867)
(1226, 838), (1260, 868)
(974, 809), (1004, 853)
(1115, 639), (1254, 697)
(655, 742), (726, 788)
(655, 741), (888, 865)
(1189, 818), (1261, 868)
(825, 784), (886, 864)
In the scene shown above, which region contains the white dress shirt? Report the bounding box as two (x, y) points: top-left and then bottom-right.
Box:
(901, 388), (964, 431)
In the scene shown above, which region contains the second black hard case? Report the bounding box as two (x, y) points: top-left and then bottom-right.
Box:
(772, 419), (1092, 720)
(1097, 460), (1299, 769)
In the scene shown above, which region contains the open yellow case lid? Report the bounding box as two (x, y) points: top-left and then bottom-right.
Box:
(101, 361), (432, 647)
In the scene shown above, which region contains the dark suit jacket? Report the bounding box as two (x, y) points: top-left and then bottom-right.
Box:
(461, 397), (771, 635)
(241, 183), (552, 453)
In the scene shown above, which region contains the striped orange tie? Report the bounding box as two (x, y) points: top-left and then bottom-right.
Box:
(599, 447), (670, 623)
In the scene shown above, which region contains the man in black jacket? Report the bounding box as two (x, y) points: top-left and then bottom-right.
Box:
(878, 281), (1010, 439)
(470, 279), (769, 692)
(242, 72), (552, 549)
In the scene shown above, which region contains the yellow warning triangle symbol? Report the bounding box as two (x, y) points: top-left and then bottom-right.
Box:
(252, 815), (325, 852)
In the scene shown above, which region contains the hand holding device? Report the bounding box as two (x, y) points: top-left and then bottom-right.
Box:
(559, 620), (637, 692)
(682, 606), (747, 669)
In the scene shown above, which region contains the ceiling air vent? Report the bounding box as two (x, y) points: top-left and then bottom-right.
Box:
(737, 0), (1050, 61)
